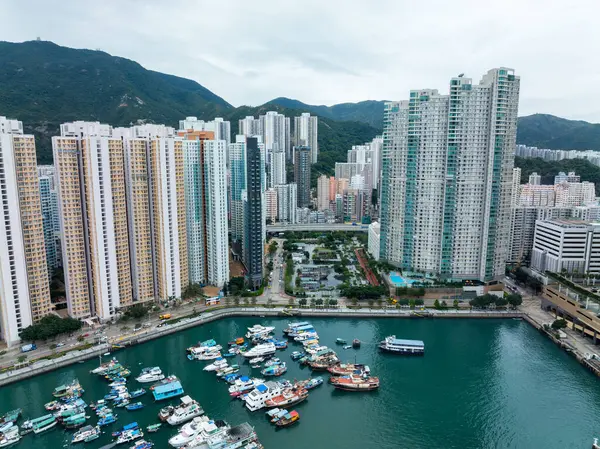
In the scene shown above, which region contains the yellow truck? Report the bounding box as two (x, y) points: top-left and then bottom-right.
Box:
(159, 313), (172, 320)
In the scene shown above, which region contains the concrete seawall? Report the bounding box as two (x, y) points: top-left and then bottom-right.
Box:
(0, 307), (524, 387)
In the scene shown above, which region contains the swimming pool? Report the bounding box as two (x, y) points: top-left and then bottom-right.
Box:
(389, 272), (417, 287)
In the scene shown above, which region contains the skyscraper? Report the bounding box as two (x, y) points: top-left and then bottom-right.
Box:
(294, 113), (318, 163)
(39, 175), (59, 275)
(265, 188), (278, 222)
(244, 137), (264, 290)
(294, 146), (311, 208)
(0, 117), (52, 345)
(275, 183), (297, 224)
(317, 175), (330, 211)
(380, 68), (520, 282)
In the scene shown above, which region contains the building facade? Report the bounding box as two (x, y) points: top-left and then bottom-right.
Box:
(368, 221), (381, 261)
(293, 113), (318, 163)
(317, 175), (330, 211)
(275, 183), (297, 224)
(380, 68), (520, 282)
(294, 146), (311, 208)
(244, 137), (264, 289)
(39, 175), (60, 275)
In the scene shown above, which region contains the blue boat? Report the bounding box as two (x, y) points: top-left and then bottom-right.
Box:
(98, 414), (118, 427)
(125, 402), (144, 411)
(290, 351), (304, 361)
(222, 353), (236, 358)
(152, 379), (184, 401)
(104, 394), (118, 401)
(129, 389), (146, 398)
(261, 362), (287, 377)
(304, 376), (324, 390)
(223, 373), (241, 384)
(112, 422), (138, 436)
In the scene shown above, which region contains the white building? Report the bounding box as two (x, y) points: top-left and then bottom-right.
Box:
(294, 113), (318, 163)
(179, 116), (231, 145)
(380, 68), (520, 282)
(265, 188), (278, 222)
(531, 220), (600, 274)
(528, 172), (541, 185)
(368, 222), (381, 261)
(276, 183), (297, 224)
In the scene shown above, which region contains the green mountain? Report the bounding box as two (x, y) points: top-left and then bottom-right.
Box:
(516, 114), (600, 150)
(269, 97), (387, 129)
(0, 40), (233, 163)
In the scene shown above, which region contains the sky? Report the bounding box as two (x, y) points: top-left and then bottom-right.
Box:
(1, 0), (599, 121)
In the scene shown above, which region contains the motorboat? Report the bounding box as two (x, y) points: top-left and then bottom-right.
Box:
(166, 396), (203, 426)
(125, 402), (144, 411)
(130, 440), (154, 449)
(167, 416), (213, 448)
(130, 389), (146, 398)
(245, 325), (275, 339)
(0, 426), (20, 447)
(135, 367), (165, 383)
(116, 428), (144, 444)
(189, 346), (222, 361)
(72, 425), (101, 444)
(179, 420), (229, 448)
(228, 377), (263, 397)
(203, 358), (228, 372)
(242, 343), (276, 359)
(245, 382), (283, 411)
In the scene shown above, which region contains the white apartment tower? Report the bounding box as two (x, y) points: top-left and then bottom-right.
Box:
(294, 113), (318, 163)
(0, 117), (52, 345)
(275, 183), (297, 224)
(380, 68), (520, 282)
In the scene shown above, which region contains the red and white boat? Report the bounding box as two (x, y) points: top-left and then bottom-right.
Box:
(264, 387), (308, 408)
(329, 374), (379, 391)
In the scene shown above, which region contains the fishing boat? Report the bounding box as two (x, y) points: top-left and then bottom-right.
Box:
(0, 426), (20, 447)
(328, 363), (370, 376)
(166, 396), (203, 426)
(116, 428), (143, 444)
(62, 412), (87, 429)
(53, 380), (84, 398)
(378, 336), (425, 355)
(98, 414), (118, 427)
(135, 367), (165, 383)
(275, 410), (299, 427)
(245, 324), (275, 339)
(203, 358), (228, 372)
(44, 401), (61, 411)
(283, 321), (311, 334)
(153, 378), (184, 401)
(352, 339), (361, 348)
(265, 408), (288, 423)
(31, 414), (57, 434)
(72, 425), (101, 444)
(129, 389), (146, 398)
(130, 440), (153, 449)
(261, 363), (287, 377)
(329, 373), (380, 391)
(264, 387), (308, 408)
(300, 377), (324, 390)
(125, 402), (144, 411)
(290, 351), (304, 361)
(91, 358), (120, 375)
(335, 338), (347, 345)
(146, 423), (162, 433)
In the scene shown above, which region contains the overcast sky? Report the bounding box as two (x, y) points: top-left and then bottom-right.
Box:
(2, 0), (599, 121)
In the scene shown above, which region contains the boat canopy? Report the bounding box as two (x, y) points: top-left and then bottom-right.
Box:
(256, 384), (268, 393)
(389, 338), (424, 347)
(180, 395), (193, 405)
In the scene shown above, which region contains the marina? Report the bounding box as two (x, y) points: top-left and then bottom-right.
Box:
(1, 317), (600, 448)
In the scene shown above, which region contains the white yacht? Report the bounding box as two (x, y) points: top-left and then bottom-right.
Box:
(245, 325), (275, 339)
(228, 377), (263, 396)
(135, 367), (165, 383)
(242, 343), (276, 359)
(167, 396), (204, 426)
(189, 347), (222, 361)
(378, 335), (425, 355)
(168, 416), (213, 448)
(182, 420), (229, 448)
(244, 381), (282, 411)
(0, 426), (20, 448)
(203, 358), (227, 372)
(294, 332), (318, 342)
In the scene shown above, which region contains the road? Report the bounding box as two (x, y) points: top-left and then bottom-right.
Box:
(266, 223), (368, 233)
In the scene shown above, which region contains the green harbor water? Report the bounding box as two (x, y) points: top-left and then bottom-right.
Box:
(1, 317), (600, 449)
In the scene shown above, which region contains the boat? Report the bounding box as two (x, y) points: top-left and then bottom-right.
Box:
(30, 414), (57, 434)
(158, 406), (174, 422)
(261, 363), (287, 377)
(228, 377), (263, 397)
(72, 425), (101, 444)
(235, 337), (245, 345)
(245, 324), (275, 339)
(352, 339), (361, 348)
(53, 380), (84, 398)
(223, 373), (242, 384)
(265, 408), (288, 423)
(146, 423), (162, 433)
(275, 410), (299, 427)
(130, 389), (146, 398)
(328, 363), (370, 376)
(116, 428), (143, 444)
(264, 387), (308, 408)
(179, 420), (229, 448)
(294, 332), (319, 342)
(343, 345), (352, 349)
(216, 365), (240, 377)
(249, 357), (264, 365)
(186, 339), (220, 353)
(378, 336), (425, 355)
(115, 400), (131, 408)
(290, 351), (304, 361)
(0, 410), (20, 430)
(245, 382), (283, 411)
(274, 340), (288, 350)
(308, 356), (340, 370)
(135, 367), (165, 383)
(200, 423), (256, 448)
(0, 426), (20, 448)
(125, 402), (144, 411)
(98, 414), (118, 426)
(300, 377), (324, 390)
(91, 358), (120, 375)
(189, 347), (222, 361)
(329, 373), (380, 391)
(335, 338), (347, 345)
(168, 416), (213, 447)
(166, 396), (204, 426)
(44, 401), (61, 411)
(203, 358), (228, 372)
(222, 352), (236, 358)
(152, 378), (184, 401)
(63, 412), (87, 429)
(113, 422), (139, 437)
(283, 321), (311, 334)
(130, 440), (153, 449)
(242, 343), (276, 359)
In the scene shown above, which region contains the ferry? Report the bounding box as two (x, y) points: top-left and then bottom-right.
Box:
(153, 379), (184, 401)
(245, 325), (275, 339)
(242, 343), (277, 359)
(274, 410), (300, 427)
(0, 426), (20, 447)
(136, 367), (165, 383)
(31, 414), (57, 434)
(72, 425), (101, 444)
(264, 386), (308, 408)
(203, 358), (228, 372)
(245, 382), (283, 411)
(168, 416), (213, 447)
(166, 396), (204, 426)
(379, 336), (425, 355)
(329, 373), (380, 391)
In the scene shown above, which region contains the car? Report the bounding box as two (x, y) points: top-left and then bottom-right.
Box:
(83, 333), (90, 337)
(156, 322), (166, 328)
(56, 342), (65, 348)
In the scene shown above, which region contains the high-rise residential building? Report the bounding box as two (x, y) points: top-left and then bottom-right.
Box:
(370, 136), (383, 190)
(244, 137), (264, 290)
(39, 176), (60, 275)
(179, 117), (231, 145)
(294, 146), (311, 208)
(294, 113), (318, 163)
(265, 188), (278, 222)
(336, 178), (349, 196)
(335, 162), (373, 190)
(270, 148), (286, 187)
(528, 172), (541, 185)
(180, 129), (229, 287)
(53, 122), (133, 320)
(0, 117), (52, 345)
(380, 68), (520, 282)
(368, 221), (381, 261)
(555, 171), (580, 184)
(239, 116), (262, 138)
(275, 184), (297, 224)
(329, 177), (337, 202)
(317, 175), (330, 211)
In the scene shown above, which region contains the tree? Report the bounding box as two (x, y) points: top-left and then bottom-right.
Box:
(267, 297), (274, 308)
(19, 315), (83, 342)
(298, 298), (307, 307)
(288, 297), (295, 307)
(251, 297), (258, 306)
(441, 300), (447, 309)
(234, 297), (240, 307)
(414, 299), (424, 306)
(17, 355), (27, 364)
(182, 283), (203, 299)
(77, 335), (85, 343)
(225, 296), (232, 307)
(329, 298), (338, 307)
(315, 298), (324, 307)
(507, 294), (523, 309)
(453, 299), (459, 310)
(243, 298), (250, 306)
(309, 298), (316, 308)
(551, 318), (568, 330)
(268, 240), (278, 255)
(434, 299), (441, 310)
(494, 296), (508, 308)
(368, 299), (374, 308)
(125, 304), (149, 319)
(376, 299), (383, 309)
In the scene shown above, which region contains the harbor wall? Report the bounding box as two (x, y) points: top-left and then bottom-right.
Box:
(0, 307), (524, 387)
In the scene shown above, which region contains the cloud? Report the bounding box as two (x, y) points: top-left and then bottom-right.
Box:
(1, 0), (600, 121)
